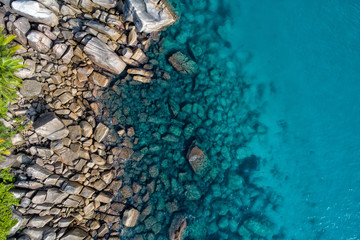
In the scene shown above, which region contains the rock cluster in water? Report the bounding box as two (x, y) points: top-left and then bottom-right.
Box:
(99, 0), (281, 239)
(0, 0), (177, 239)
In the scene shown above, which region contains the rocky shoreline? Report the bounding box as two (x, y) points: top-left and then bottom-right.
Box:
(0, 0), (178, 239)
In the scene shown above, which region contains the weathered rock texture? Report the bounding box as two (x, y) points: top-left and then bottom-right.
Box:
(11, 0), (59, 26)
(83, 37), (126, 74)
(123, 0), (178, 33)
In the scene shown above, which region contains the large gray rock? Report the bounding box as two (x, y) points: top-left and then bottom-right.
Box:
(20, 80), (42, 97)
(83, 37), (126, 74)
(27, 30), (52, 53)
(123, 0), (177, 33)
(33, 113), (69, 140)
(26, 164), (52, 181)
(122, 208), (140, 227)
(11, 0), (58, 27)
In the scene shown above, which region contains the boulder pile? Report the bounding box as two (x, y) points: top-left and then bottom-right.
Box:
(0, 0), (177, 239)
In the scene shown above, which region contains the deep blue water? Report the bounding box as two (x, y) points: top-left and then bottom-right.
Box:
(103, 0), (360, 239)
(233, 0), (360, 239)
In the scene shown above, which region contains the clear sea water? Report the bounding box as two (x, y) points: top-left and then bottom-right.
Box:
(234, 0), (360, 239)
(103, 0), (360, 239)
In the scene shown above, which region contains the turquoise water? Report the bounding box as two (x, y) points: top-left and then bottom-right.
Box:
(102, 0), (360, 239)
(234, 0), (360, 239)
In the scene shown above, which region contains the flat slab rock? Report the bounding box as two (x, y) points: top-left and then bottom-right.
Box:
(123, 0), (177, 33)
(33, 112), (69, 140)
(84, 37), (126, 74)
(11, 0), (58, 27)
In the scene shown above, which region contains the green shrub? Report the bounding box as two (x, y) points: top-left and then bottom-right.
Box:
(0, 29), (23, 240)
(0, 28), (24, 118)
(0, 168), (19, 240)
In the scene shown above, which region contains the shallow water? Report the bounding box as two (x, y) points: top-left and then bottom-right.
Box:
(102, 0), (360, 239)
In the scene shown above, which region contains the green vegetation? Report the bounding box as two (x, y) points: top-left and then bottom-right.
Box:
(0, 29), (23, 239)
(0, 28), (24, 118)
(0, 168), (19, 240)
(0, 28), (24, 157)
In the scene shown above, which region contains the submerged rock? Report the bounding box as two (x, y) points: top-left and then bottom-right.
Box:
(168, 51), (198, 74)
(123, 0), (178, 33)
(242, 217), (274, 238)
(169, 214), (187, 240)
(187, 145), (209, 177)
(185, 184), (201, 200)
(123, 208), (140, 227)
